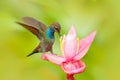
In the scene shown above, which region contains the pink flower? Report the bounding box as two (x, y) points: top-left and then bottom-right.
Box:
(42, 25), (96, 75)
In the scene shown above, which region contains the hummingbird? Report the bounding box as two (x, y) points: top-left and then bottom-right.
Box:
(16, 17), (61, 57)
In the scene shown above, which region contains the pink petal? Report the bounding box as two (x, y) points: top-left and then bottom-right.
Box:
(42, 54), (66, 65)
(74, 31), (96, 60)
(61, 60), (86, 74)
(64, 26), (77, 59)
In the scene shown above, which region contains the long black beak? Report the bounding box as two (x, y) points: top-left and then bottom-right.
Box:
(58, 33), (61, 37)
(56, 30), (61, 37)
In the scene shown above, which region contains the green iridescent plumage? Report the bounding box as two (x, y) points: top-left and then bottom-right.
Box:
(17, 17), (61, 57)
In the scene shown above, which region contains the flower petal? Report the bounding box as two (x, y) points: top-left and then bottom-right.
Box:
(60, 35), (66, 56)
(64, 26), (77, 59)
(61, 60), (86, 74)
(42, 54), (66, 65)
(74, 31), (96, 60)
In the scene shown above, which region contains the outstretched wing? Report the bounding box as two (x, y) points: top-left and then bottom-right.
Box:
(16, 17), (47, 40)
(22, 17), (47, 32)
(16, 22), (41, 39)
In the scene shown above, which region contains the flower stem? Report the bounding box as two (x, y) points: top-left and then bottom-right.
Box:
(67, 74), (75, 80)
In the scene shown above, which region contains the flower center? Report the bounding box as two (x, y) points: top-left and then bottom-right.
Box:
(61, 60), (85, 74)
(63, 60), (80, 70)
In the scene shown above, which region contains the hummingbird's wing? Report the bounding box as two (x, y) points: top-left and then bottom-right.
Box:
(16, 17), (47, 40)
(22, 17), (47, 32)
(16, 22), (41, 39)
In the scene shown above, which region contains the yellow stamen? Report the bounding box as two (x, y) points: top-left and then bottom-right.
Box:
(76, 38), (80, 54)
(60, 35), (66, 54)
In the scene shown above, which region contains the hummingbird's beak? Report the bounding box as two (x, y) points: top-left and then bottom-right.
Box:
(56, 29), (61, 37)
(58, 33), (61, 37)
(57, 30), (61, 37)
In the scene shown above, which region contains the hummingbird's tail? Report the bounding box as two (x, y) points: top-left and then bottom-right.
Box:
(27, 52), (38, 57)
(27, 44), (41, 57)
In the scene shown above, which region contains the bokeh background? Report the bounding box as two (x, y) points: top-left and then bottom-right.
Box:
(0, 0), (120, 80)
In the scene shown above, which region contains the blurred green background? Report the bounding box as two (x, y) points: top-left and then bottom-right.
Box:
(0, 0), (120, 80)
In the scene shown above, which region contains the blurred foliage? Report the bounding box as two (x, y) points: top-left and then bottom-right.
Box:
(0, 0), (120, 80)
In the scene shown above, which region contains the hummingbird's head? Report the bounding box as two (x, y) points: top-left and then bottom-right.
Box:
(51, 22), (61, 36)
